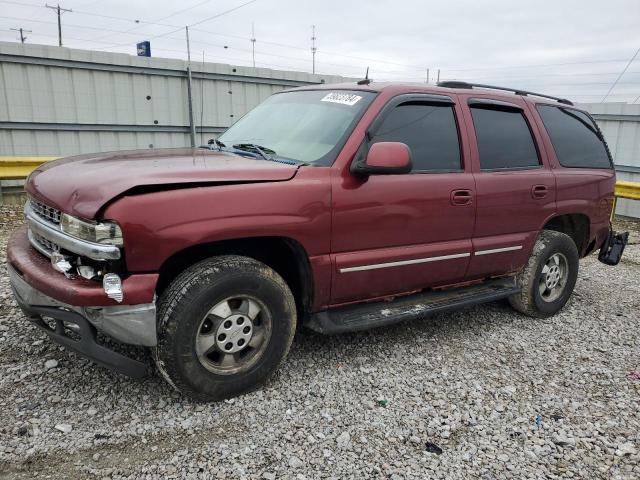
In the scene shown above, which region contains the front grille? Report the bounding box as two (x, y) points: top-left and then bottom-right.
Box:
(30, 198), (61, 225)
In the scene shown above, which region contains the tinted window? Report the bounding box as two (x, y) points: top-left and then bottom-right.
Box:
(471, 107), (539, 170)
(537, 105), (611, 168)
(372, 103), (461, 171)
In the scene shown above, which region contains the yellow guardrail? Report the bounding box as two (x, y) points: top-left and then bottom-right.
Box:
(1, 156), (640, 201)
(0, 156), (59, 179)
(615, 180), (640, 200)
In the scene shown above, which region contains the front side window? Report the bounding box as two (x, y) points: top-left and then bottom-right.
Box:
(218, 90), (375, 165)
(470, 106), (540, 170)
(537, 105), (612, 168)
(371, 103), (462, 172)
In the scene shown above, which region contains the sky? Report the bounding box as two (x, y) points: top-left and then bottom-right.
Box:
(1, 0), (639, 104)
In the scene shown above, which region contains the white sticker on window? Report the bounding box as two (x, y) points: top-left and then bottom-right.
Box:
(321, 92), (363, 106)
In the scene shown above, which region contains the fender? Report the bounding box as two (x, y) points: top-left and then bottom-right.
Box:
(103, 168), (332, 273)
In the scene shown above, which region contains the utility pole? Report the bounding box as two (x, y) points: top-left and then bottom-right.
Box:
(437, 69), (440, 83)
(11, 27), (31, 43)
(45, 4), (72, 47)
(311, 25), (317, 74)
(185, 26), (197, 148)
(426, 68), (430, 84)
(250, 22), (256, 68)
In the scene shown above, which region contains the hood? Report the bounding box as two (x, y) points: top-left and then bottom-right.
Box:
(26, 148), (299, 219)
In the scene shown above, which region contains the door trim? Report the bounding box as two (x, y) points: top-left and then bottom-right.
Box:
(339, 252), (471, 273)
(474, 245), (523, 256)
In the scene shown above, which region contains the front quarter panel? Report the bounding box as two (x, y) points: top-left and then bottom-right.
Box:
(102, 168), (332, 273)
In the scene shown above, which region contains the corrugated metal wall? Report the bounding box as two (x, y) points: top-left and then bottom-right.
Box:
(579, 103), (640, 218)
(0, 41), (350, 156)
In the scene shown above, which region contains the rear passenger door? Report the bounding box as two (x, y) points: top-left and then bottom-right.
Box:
(461, 96), (556, 278)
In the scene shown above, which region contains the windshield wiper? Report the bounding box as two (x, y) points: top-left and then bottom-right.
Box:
(211, 141), (307, 166)
(232, 143), (275, 160)
(199, 138), (227, 151)
(208, 138), (226, 150)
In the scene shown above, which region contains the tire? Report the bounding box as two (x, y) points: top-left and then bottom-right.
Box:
(509, 230), (579, 318)
(154, 255), (297, 401)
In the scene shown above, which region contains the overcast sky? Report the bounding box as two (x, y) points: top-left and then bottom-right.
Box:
(1, 0), (639, 103)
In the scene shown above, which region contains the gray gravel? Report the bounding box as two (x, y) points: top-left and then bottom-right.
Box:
(1, 205), (639, 479)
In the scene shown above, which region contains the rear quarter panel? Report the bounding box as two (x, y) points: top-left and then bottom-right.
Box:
(553, 168), (615, 249)
(526, 101), (616, 251)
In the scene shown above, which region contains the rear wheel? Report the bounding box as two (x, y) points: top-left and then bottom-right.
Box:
(509, 230), (579, 318)
(154, 255), (296, 401)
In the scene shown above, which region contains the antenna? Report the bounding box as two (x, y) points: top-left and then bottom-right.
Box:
(45, 4), (72, 46)
(311, 25), (317, 74)
(11, 27), (31, 43)
(250, 22), (256, 68)
(357, 67), (371, 85)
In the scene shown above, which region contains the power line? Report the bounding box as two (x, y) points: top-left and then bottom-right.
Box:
(91, 0), (261, 50)
(601, 46), (640, 102)
(2, 1), (635, 75)
(3, 15), (640, 83)
(0, 14), (417, 75)
(89, 0), (215, 43)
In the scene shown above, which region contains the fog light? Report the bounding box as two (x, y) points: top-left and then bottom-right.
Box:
(51, 252), (72, 275)
(77, 265), (96, 280)
(103, 273), (123, 303)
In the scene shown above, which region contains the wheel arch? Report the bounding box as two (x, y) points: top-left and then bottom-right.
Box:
(541, 213), (592, 257)
(156, 236), (314, 320)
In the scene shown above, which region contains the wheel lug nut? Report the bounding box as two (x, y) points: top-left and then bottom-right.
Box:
(218, 334), (226, 341)
(224, 342), (233, 350)
(243, 326), (250, 334)
(224, 320), (232, 328)
(237, 317), (244, 325)
(238, 339), (245, 346)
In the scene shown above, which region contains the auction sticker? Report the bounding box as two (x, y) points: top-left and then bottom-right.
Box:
(321, 92), (363, 106)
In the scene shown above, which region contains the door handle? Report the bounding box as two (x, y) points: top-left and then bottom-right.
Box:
(450, 189), (473, 206)
(531, 185), (549, 199)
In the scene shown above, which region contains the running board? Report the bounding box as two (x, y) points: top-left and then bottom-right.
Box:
(306, 278), (520, 334)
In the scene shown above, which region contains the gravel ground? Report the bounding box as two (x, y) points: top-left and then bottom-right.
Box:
(1, 205), (639, 479)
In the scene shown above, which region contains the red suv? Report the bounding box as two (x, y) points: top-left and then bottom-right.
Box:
(7, 81), (627, 400)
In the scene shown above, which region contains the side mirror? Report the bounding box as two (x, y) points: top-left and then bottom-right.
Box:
(352, 142), (412, 175)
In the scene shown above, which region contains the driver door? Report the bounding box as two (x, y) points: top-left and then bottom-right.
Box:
(330, 94), (476, 305)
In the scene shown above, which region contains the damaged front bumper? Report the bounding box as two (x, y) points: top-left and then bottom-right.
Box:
(7, 226), (158, 378)
(8, 264), (155, 378)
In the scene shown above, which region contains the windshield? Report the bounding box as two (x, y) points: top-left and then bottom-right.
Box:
(218, 89), (376, 165)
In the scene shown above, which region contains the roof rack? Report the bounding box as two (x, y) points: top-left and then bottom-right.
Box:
(437, 81), (574, 106)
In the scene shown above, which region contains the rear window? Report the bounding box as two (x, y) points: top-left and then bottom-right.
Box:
(470, 107), (539, 170)
(537, 106), (612, 169)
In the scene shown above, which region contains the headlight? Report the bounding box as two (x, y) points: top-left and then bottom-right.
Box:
(60, 214), (123, 246)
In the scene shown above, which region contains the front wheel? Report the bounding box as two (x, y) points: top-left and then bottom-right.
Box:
(509, 230), (579, 318)
(154, 255), (297, 401)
